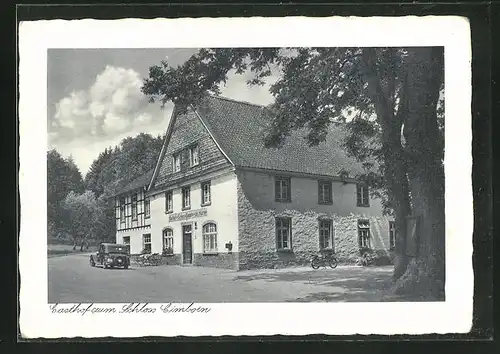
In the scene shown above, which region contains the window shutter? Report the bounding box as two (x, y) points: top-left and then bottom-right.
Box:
(356, 184), (362, 206)
(318, 181), (322, 203)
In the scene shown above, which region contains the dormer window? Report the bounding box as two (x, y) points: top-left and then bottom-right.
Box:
(173, 153), (181, 172)
(189, 145), (199, 167)
(173, 144), (199, 172)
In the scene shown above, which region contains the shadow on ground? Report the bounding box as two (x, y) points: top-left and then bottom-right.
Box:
(234, 266), (396, 302)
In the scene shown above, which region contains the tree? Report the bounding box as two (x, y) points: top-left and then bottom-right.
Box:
(61, 191), (102, 251)
(82, 133), (165, 244)
(47, 149), (85, 240)
(142, 47), (445, 299)
(84, 133), (164, 198)
(84, 147), (115, 197)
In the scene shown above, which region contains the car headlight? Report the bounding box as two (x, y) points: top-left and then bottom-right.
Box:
(107, 258), (113, 263)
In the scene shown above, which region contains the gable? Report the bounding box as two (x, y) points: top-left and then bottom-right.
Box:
(152, 108), (231, 189)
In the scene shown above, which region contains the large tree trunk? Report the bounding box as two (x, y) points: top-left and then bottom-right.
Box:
(361, 48), (413, 280)
(385, 153), (412, 279)
(393, 47), (445, 299)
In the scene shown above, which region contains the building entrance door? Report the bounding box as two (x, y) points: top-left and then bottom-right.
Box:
(182, 224), (193, 264)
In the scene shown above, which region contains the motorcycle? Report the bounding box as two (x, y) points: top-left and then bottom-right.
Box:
(311, 252), (338, 270)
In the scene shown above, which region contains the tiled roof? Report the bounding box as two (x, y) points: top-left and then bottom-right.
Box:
(113, 168), (155, 196)
(195, 95), (367, 178)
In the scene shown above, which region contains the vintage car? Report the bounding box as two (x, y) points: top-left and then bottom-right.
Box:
(90, 243), (130, 269)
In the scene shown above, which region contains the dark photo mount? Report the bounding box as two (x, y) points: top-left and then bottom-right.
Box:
(11, 1), (495, 348)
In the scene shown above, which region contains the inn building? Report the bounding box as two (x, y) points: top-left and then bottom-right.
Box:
(114, 95), (395, 270)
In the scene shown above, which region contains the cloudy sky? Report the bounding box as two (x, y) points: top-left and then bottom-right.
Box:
(48, 48), (278, 176)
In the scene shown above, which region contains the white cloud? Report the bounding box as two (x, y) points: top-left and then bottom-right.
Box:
(50, 107), (173, 176)
(136, 112), (153, 126)
(49, 62), (279, 175)
(50, 65), (158, 143)
(102, 112), (132, 135)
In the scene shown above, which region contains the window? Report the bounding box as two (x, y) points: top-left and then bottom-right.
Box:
(142, 234), (151, 253)
(119, 197), (125, 223)
(319, 219), (334, 250)
(275, 176), (291, 202)
(173, 153), (181, 172)
(131, 194), (138, 221)
(165, 191), (173, 213)
(358, 219), (371, 248)
(357, 183), (370, 207)
(202, 223), (218, 253)
(275, 217), (292, 250)
(389, 221), (396, 250)
(163, 228), (174, 252)
(201, 181), (211, 206)
(144, 198), (151, 218)
(122, 236), (130, 245)
(182, 186), (191, 210)
(318, 180), (333, 204)
(189, 145), (199, 166)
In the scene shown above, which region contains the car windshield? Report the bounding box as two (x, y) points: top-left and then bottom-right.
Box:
(105, 245), (129, 254)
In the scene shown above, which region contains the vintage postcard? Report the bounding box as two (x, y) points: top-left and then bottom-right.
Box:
(18, 16), (473, 338)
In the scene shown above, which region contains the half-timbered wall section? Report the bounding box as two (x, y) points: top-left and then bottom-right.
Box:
(153, 107), (232, 190)
(115, 188), (151, 232)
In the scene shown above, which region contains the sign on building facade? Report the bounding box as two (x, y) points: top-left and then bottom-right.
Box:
(168, 208), (208, 222)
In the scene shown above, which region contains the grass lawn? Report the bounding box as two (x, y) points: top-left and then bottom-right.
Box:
(47, 244), (96, 258)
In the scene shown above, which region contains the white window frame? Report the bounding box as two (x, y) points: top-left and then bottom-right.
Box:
(358, 220), (371, 248)
(189, 145), (199, 167)
(165, 191), (173, 213)
(119, 197), (125, 223)
(319, 219), (334, 250)
(163, 228), (174, 250)
(201, 181), (211, 206)
(275, 176), (291, 202)
(131, 193), (138, 221)
(143, 234), (152, 253)
(276, 217), (292, 250)
(144, 198), (150, 218)
(357, 183), (370, 207)
(202, 223), (218, 253)
(182, 186), (191, 210)
(318, 180), (333, 204)
(173, 153), (181, 172)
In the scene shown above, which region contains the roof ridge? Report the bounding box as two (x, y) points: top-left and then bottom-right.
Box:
(207, 94), (267, 109)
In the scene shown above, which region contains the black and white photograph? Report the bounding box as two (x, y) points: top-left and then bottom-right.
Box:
(19, 16), (473, 337)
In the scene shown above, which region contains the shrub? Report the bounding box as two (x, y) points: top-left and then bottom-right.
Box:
(162, 247), (174, 256)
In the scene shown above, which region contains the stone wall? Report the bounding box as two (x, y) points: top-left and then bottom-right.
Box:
(237, 177), (393, 270)
(161, 254), (182, 266)
(193, 252), (239, 270)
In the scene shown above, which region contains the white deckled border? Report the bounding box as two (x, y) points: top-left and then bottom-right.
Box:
(18, 16), (473, 338)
